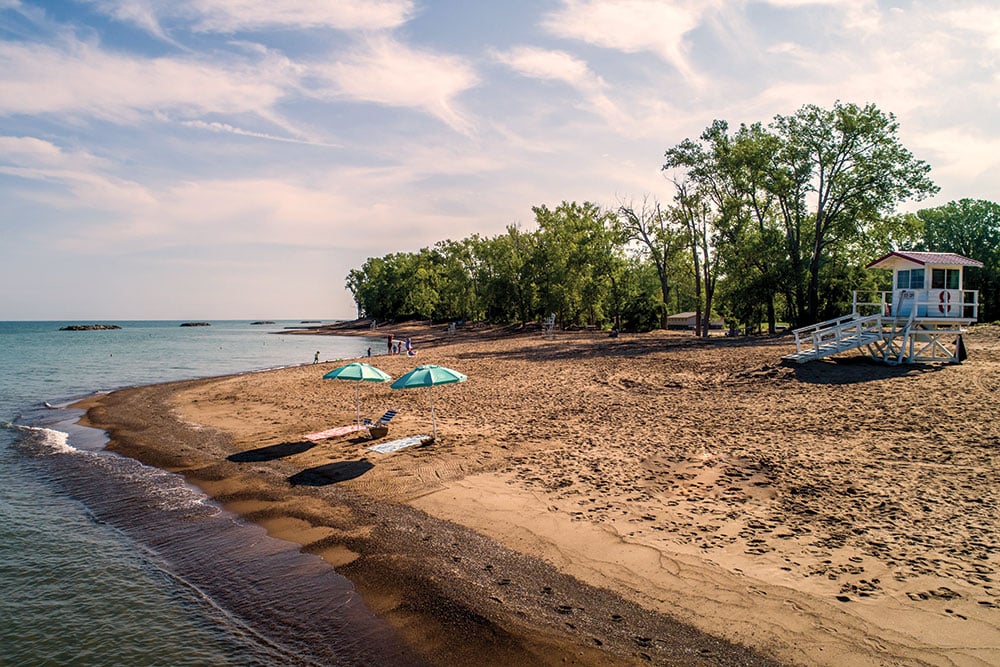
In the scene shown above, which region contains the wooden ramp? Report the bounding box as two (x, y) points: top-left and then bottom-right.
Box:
(782, 314), (884, 364)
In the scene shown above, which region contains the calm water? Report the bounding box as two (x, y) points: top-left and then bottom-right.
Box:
(0, 321), (411, 666)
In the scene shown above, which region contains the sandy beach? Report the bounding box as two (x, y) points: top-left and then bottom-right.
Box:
(80, 322), (1000, 666)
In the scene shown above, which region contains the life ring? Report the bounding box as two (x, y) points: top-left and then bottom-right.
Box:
(938, 291), (952, 314)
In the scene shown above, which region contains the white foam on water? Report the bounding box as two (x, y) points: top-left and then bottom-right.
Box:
(80, 447), (222, 515)
(139, 469), (222, 515)
(2, 423), (76, 455)
(3, 419), (218, 515)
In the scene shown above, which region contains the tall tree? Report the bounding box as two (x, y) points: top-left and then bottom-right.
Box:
(433, 238), (481, 322)
(770, 102), (939, 323)
(617, 196), (687, 329)
(669, 180), (715, 336)
(533, 201), (618, 326)
(918, 199), (1000, 321)
(664, 121), (788, 332)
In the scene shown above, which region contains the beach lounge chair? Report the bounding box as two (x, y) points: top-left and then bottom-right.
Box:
(364, 409), (398, 428)
(363, 409), (397, 438)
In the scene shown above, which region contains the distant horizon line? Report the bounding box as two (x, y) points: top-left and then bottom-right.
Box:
(0, 317), (358, 323)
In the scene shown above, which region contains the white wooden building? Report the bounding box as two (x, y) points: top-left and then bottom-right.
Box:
(667, 312), (725, 330)
(784, 251), (983, 364)
(867, 251), (983, 320)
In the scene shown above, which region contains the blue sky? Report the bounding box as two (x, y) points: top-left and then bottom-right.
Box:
(2, 0), (998, 320)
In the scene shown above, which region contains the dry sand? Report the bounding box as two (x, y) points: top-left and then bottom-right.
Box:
(81, 321), (1000, 666)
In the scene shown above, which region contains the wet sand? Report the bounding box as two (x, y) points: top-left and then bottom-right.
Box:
(81, 321), (1000, 665)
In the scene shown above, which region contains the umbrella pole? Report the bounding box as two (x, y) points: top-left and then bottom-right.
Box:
(355, 383), (361, 429)
(429, 385), (436, 440)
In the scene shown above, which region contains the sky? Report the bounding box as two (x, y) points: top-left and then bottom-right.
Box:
(2, 0), (999, 320)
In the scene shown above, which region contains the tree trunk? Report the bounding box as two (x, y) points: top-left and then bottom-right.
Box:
(808, 244), (822, 324)
(658, 270), (671, 329)
(690, 245), (702, 337)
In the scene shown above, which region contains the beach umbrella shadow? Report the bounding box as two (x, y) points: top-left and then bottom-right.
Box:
(228, 441), (315, 462)
(289, 459), (374, 486)
(390, 364), (467, 440)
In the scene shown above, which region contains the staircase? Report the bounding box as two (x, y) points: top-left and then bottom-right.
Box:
(782, 314), (885, 364)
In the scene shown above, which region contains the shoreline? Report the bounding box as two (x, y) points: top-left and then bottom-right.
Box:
(80, 322), (1000, 665)
(79, 375), (770, 666)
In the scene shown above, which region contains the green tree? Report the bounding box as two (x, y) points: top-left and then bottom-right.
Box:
(617, 196), (687, 329)
(346, 255), (407, 321)
(433, 238), (481, 322)
(918, 199), (1000, 321)
(856, 211), (924, 259)
(532, 202), (618, 326)
(664, 121), (790, 332)
(669, 180), (718, 337)
(613, 256), (664, 332)
(474, 226), (538, 324)
(770, 102), (939, 323)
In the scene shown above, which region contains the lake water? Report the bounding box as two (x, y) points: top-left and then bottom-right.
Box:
(0, 321), (412, 665)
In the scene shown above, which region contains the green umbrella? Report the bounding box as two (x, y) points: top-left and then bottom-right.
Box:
(390, 365), (467, 439)
(323, 362), (392, 429)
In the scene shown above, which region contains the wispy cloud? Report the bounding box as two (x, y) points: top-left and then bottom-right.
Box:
(913, 126), (1000, 183)
(192, 0), (415, 32)
(0, 38), (296, 122)
(494, 46), (597, 88)
(85, 0), (173, 42)
(86, 0), (416, 35)
(181, 120), (342, 148)
(542, 0), (711, 83)
(0, 135), (101, 169)
(756, 0), (881, 32)
(942, 5), (1000, 51)
(313, 35), (479, 135)
(0, 135), (156, 216)
(494, 45), (633, 130)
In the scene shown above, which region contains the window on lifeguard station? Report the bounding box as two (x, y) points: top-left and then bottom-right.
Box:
(931, 269), (960, 290)
(897, 269), (925, 289)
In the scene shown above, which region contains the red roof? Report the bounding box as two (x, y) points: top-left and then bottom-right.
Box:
(867, 251), (984, 269)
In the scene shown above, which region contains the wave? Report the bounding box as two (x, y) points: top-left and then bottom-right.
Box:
(2, 419), (217, 515)
(1, 422), (75, 455)
(105, 457), (222, 516)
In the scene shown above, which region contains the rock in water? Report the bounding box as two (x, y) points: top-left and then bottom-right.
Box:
(59, 324), (122, 331)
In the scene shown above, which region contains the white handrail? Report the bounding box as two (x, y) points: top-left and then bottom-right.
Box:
(791, 313), (882, 355)
(851, 289), (979, 320)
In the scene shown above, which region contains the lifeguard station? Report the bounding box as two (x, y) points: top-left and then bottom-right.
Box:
(784, 251), (983, 364)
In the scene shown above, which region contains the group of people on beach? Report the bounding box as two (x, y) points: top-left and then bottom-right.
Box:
(313, 333), (414, 364)
(384, 334), (414, 356)
(368, 334), (417, 357)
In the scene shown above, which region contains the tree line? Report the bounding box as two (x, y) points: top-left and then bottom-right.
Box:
(347, 102), (999, 331)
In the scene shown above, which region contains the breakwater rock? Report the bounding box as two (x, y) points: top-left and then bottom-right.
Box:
(59, 324), (122, 331)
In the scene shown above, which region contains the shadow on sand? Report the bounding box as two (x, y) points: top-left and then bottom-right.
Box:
(289, 459), (374, 486)
(227, 441), (315, 462)
(789, 355), (948, 385)
(454, 331), (792, 364)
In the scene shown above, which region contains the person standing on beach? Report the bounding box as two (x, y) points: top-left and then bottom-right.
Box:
(387, 333), (393, 354)
(313, 351), (319, 364)
(367, 347), (372, 357)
